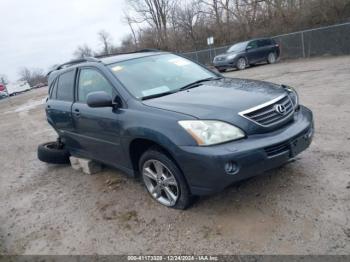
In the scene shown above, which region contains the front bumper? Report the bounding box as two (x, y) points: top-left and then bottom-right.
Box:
(213, 57), (238, 69)
(174, 106), (314, 195)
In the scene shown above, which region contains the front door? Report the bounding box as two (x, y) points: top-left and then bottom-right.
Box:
(71, 68), (124, 166)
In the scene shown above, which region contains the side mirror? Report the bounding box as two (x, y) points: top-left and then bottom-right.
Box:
(246, 46), (253, 50)
(87, 91), (113, 108)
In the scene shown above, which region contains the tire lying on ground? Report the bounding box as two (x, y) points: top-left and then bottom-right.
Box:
(37, 141), (70, 164)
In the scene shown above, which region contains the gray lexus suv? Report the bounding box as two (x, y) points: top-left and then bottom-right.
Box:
(38, 50), (313, 209)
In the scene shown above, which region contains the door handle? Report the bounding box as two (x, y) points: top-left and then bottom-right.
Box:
(74, 108), (80, 117)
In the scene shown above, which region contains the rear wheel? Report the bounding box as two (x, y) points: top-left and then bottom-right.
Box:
(139, 148), (193, 209)
(267, 52), (277, 64)
(236, 58), (247, 70)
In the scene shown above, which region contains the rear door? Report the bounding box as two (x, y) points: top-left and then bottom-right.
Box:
(46, 70), (76, 146)
(245, 40), (260, 63)
(257, 39), (274, 60)
(71, 67), (124, 166)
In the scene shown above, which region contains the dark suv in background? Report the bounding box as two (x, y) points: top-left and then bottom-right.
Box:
(213, 38), (280, 72)
(39, 51), (313, 209)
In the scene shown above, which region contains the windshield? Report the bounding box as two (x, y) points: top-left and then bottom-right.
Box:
(108, 54), (216, 99)
(226, 42), (248, 53)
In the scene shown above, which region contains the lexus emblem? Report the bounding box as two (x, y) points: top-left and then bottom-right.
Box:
(274, 104), (286, 115)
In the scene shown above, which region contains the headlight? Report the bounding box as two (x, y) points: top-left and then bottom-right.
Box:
(226, 54), (237, 60)
(178, 120), (245, 146)
(283, 85), (299, 109)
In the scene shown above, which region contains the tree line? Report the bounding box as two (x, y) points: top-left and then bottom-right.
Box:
(75, 0), (350, 57)
(14, 0), (350, 84)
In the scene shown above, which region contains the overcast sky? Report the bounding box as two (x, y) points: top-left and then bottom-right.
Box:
(0, 0), (130, 82)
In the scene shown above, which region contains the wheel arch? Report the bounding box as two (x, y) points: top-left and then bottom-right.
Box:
(128, 137), (183, 178)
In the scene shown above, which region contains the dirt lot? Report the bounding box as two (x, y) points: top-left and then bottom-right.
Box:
(1, 56), (349, 255)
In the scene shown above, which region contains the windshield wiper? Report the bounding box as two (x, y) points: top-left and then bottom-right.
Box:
(141, 76), (222, 100)
(179, 77), (222, 91)
(141, 91), (176, 100)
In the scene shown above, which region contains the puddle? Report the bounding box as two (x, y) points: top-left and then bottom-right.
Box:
(2, 98), (46, 115)
(15, 98), (46, 113)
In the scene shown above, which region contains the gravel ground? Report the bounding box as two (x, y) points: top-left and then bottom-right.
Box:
(0, 56), (349, 255)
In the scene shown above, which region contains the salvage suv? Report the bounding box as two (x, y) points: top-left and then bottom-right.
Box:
(38, 51), (313, 209)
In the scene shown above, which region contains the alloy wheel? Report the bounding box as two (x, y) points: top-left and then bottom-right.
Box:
(268, 53), (276, 64)
(142, 159), (179, 206)
(237, 58), (246, 70)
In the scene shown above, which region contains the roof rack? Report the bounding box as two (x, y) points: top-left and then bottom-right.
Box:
(47, 57), (101, 76)
(94, 48), (161, 59)
(55, 57), (100, 70)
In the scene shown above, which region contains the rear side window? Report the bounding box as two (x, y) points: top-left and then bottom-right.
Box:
(56, 70), (75, 101)
(258, 39), (272, 47)
(49, 78), (58, 99)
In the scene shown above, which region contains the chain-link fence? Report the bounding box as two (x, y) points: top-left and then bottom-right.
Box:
(182, 22), (350, 65)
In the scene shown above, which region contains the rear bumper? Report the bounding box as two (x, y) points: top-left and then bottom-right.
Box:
(174, 106), (314, 195)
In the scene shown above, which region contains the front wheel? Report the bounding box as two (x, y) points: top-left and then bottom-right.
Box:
(236, 58), (247, 70)
(139, 148), (193, 209)
(267, 52), (277, 64)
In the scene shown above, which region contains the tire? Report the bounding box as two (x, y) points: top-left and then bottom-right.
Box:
(236, 57), (247, 70)
(267, 52), (277, 64)
(37, 141), (70, 164)
(139, 147), (193, 209)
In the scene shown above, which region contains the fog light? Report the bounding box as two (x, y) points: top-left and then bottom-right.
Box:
(225, 161), (239, 175)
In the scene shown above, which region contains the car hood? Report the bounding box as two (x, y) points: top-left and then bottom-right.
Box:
(142, 78), (287, 128)
(215, 51), (240, 59)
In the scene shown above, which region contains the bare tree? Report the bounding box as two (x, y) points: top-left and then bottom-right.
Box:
(126, 0), (177, 49)
(123, 12), (139, 47)
(0, 74), (8, 85)
(19, 67), (47, 87)
(73, 44), (93, 58)
(174, 1), (202, 50)
(98, 30), (113, 55)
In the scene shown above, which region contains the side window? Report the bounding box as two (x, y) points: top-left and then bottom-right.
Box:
(78, 69), (114, 103)
(247, 41), (258, 49)
(258, 39), (272, 47)
(56, 70), (75, 101)
(49, 78), (57, 99)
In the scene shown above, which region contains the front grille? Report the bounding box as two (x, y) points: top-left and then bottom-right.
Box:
(240, 95), (294, 127)
(264, 141), (290, 157)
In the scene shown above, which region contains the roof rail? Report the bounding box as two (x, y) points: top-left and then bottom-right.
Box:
(94, 48), (161, 59)
(55, 57), (100, 70)
(47, 57), (100, 76)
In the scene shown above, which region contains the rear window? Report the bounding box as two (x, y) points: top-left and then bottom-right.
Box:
(56, 70), (75, 101)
